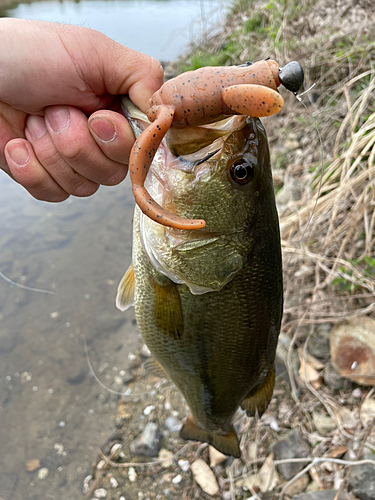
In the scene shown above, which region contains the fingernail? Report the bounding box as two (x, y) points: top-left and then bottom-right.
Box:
(89, 117), (117, 142)
(46, 106), (70, 134)
(26, 115), (47, 140)
(7, 143), (30, 166)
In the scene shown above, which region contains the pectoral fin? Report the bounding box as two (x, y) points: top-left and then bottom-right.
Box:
(116, 263), (135, 311)
(152, 277), (183, 340)
(180, 415), (240, 458)
(241, 365), (275, 417)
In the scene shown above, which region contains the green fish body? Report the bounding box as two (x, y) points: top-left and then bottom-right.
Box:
(117, 100), (283, 457)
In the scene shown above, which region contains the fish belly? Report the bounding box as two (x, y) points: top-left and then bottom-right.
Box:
(132, 211), (283, 436)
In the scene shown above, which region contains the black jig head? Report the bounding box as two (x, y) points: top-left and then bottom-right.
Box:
(279, 61), (304, 94)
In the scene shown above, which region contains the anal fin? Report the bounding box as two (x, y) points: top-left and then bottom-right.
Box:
(241, 365), (275, 417)
(116, 263), (135, 311)
(144, 358), (169, 379)
(180, 414), (240, 458)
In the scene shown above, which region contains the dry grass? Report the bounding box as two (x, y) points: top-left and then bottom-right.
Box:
(281, 69), (375, 332)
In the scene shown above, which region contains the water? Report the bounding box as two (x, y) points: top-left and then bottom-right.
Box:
(0, 1), (231, 498)
(6, 0), (231, 61)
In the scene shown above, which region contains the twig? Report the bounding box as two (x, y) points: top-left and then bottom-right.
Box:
(333, 417), (375, 500)
(97, 442), (192, 468)
(279, 456), (375, 500)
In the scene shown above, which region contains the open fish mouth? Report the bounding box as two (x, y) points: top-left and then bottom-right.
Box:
(121, 98), (249, 294)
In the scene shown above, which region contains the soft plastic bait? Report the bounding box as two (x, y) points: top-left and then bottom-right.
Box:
(129, 59), (304, 230)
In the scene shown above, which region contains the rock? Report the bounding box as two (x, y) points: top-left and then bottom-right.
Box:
(209, 446), (227, 467)
(37, 467), (49, 480)
(284, 473), (309, 496)
(292, 490), (350, 500)
(109, 477), (118, 488)
(172, 474), (182, 484)
(308, 325), (331, 360)
(130, 422), (162, 457)
(348, 461), (375, 500)
(360, 397), (375, 427)
(312, 411), (336, 435)
(271, 428), (310, 480)
(244, 454), (278, 493)
(178, 459), (190, 472)
(140, 344), (151, 358)
(330, 316), (375, 386)
(191, 458), (219, 496)
(26, 458), (40, 472)
(128, 467), (137, 483)
(164, 415), (182, 433)
(323, 362), (347, 391)
(94, 488), (107, 498)
(158, 449), (174, 468)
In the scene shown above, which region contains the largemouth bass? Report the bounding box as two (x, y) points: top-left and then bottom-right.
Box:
(117, 98), (283, 458)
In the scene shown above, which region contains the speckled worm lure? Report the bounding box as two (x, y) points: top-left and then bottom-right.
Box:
(129, 59), (304, 230)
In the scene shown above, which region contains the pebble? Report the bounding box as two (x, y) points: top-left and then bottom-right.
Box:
(352, 388), (362, 398)
(209, 446), (227, 467)
(26, 459), (40, 472)
(37, 468), (49, 480)
(158, 449), (174, 468)
(178, 459), (190, 472)
(191, 459), (219, 496)
(50, 311), (60, 319)
(360, 397), (375, 427)
(164, 415), (182, 433)
(94, 488), (107, 498)
(143, 405), (155, 416)
(271, 428), (311, 480)
(109, 477), (118, 488)
(54, 443), (65, 456)
(312, 411), (336, 435)
(283, 473), (309, 496)
(130, 422), (162, 457)
(309, 324), (331, 358)
(20, 371), (32, 383)
(128, 467), (137, 483)
(58, 421), (66, 428)
(348, 460), (375, 500)
(140, 344), (151, 358)
(172, 474), (182, 485)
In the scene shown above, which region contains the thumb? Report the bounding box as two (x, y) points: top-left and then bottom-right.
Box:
(101, 42), (164, 113)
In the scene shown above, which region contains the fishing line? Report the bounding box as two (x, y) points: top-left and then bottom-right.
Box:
(0, 270), (55, 294)
(83, 334), (159, 398)
(285, 83), (325, 266)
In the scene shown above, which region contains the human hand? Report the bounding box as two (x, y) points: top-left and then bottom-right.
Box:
(0, 18), (163, 201)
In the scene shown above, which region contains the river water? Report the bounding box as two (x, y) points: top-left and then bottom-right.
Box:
(0, 1), (231, 499)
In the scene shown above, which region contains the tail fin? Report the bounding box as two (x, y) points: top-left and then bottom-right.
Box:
(180, 414), (240, 458)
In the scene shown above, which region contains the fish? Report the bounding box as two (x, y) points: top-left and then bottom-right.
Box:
(117, 97), (283, 458)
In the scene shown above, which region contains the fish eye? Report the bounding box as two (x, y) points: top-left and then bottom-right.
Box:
(230, 159), (255, 185)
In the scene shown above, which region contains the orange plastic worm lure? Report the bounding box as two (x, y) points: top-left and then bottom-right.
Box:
(129, 59), (304, 230)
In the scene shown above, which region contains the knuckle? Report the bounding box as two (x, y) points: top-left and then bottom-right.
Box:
(60, 137), (90, 163)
